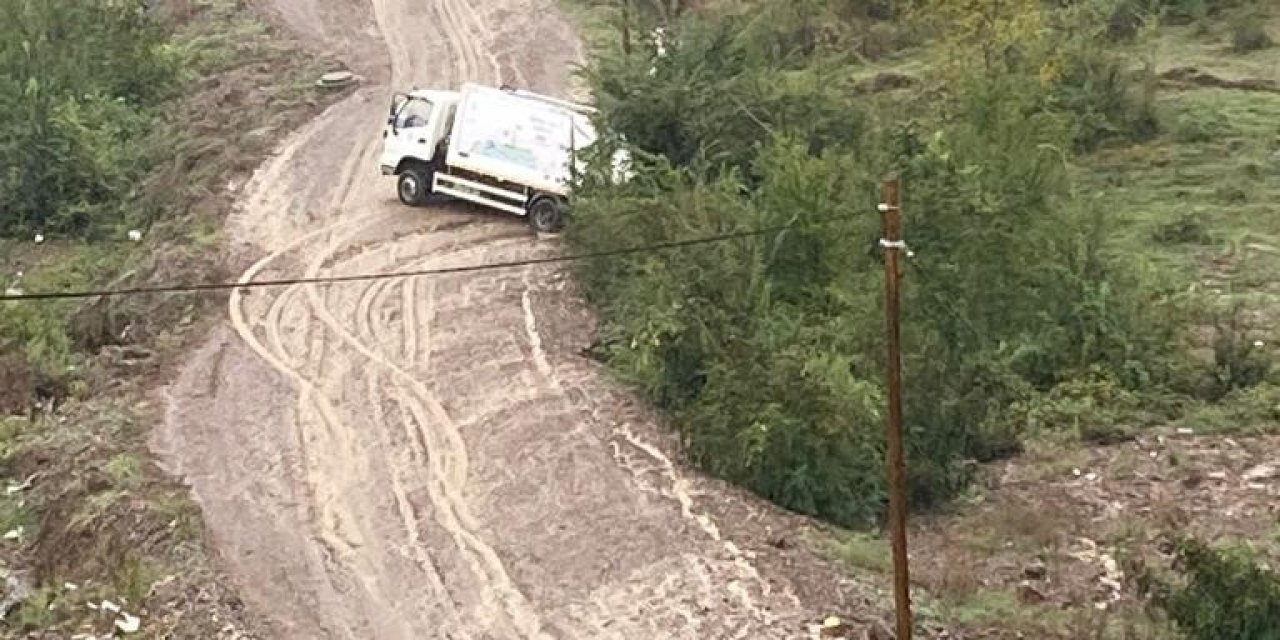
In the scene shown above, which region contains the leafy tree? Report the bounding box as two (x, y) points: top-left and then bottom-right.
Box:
(0, 0), (176, 236)
(570, 0), (1189, 524)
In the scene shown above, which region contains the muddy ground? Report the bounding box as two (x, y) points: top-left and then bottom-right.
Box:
(155, 0), (874, 638)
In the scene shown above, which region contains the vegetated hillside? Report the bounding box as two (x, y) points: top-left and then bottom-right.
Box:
(0, 0), (346, 635)
(568, 0), (1279, 636)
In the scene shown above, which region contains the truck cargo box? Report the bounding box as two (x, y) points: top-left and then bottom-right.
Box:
(445, 83), (597, 196)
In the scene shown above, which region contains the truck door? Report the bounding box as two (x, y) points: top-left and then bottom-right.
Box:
(386, 96), (439, 166)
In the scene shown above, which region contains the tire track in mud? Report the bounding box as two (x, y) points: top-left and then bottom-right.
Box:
(515, 269), (783, 636)
(300, 227), (554, 639)
(233, 217), (494, 636)
(164, 0), (839, 636)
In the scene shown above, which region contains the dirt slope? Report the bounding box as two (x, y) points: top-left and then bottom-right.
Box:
(156, 0), (862, 638)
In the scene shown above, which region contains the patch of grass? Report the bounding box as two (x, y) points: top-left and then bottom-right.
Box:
(152, 490), (204, 543)
(1078, 88), (1280, 302)
(69, 489), (129, 532)
(104, 453), (143, 490)
(0, 493), (34, 538)
(1181, 383), (1280, 434)
(113, 553), (161, 605)
(1151, 13), (1280, 81)
(945, 589), (1041, 627)
(831, 530), (892, 574)
(939, 588), (1173, 639)
(1024, 438), (1095, 480)
(7, 585), (59, 631)
(918, 550), (983, 603)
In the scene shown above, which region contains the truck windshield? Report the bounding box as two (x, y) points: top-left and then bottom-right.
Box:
(396, 98), (433, 129)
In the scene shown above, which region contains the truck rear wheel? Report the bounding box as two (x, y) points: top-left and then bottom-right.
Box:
(397, 167), (432, 206)
(527, 197), (565, 233)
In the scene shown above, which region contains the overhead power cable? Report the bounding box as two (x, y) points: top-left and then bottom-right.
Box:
(1, 217), (849, 302)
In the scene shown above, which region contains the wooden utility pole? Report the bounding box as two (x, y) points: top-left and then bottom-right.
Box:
(878, 175), (912, 640)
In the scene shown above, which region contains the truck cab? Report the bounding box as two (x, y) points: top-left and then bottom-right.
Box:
(378, 89), (460, 206)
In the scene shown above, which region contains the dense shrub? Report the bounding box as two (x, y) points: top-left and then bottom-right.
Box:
(571, 0), (1191, 524)
(0, 0), (177, 237)
(1138, 538), (1280, 640)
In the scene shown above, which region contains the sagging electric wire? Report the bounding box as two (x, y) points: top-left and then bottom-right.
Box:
(0, 215), (853, 302)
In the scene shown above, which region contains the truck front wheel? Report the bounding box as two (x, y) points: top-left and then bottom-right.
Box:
(397, 167), (432, 206)
(527, 197), (566, 234)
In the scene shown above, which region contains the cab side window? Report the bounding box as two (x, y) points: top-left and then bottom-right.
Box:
(397, 99), (433, 129)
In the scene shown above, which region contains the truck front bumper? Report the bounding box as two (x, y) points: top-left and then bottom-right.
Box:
(380, 164), (396, 176)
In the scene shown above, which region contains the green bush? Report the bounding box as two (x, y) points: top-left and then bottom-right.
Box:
(1203, 301), (1272, 400)
(0, 0), (177, 237)
(1230, 16), (1273, 52)
(572, 0), (1191, 524)
(1138, 538), (1280, 640)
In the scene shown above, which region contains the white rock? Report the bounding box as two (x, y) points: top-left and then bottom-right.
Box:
(2, 527), (22, 540)
(33, 233), (44, 244)
(1176, 427), (1194, 436)
(100, 599), (121, 614)
(1243, 464), (1278, 482)
(127, 229), (142, 242)
(115, 612), (141, 633)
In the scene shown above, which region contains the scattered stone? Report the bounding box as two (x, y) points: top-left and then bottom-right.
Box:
(1242, 464), (1278, 482)
(1208, 471), (1229, 481)
(34, 233), (44, 244)
(115, 611), (141, 633)
(5, 474), (34, 495)
(316, 71), (357, 88)
(2, 527), (23, 541)
(1176, 427), (1194, 436)
(0, 570), (33, 620)
(127, 229), (143, 242)
(1085, 472), (1098, 482)
(100, 599), (121, 614)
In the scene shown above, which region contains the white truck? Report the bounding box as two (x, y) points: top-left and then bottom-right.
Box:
(378, 82), (606, 233)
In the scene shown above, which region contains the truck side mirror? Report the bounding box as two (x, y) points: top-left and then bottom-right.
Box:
(389, 93), (408, 126)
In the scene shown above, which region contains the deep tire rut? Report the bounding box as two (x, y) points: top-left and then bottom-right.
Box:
(157, 0), (839, 638)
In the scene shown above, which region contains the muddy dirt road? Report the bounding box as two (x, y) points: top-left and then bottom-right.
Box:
(157, 0), (857, 638)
